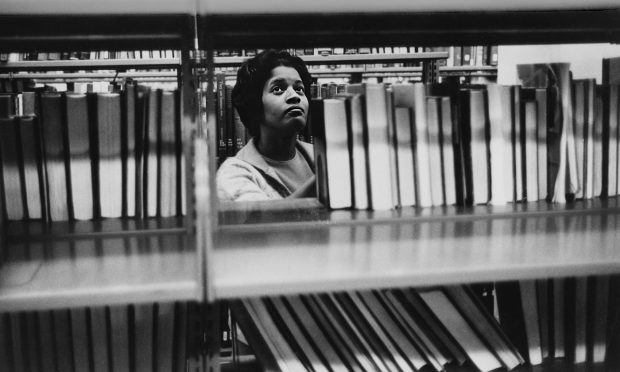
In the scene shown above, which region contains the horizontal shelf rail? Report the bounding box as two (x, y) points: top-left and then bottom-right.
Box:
(0, 58), (181, 72)
(0, 14), (195, 52)
(198, 9), (620, 49)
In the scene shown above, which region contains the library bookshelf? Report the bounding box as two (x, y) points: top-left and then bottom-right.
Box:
(0, 9), (202, 316)
(1, 1), (620, 371)
(197, 3), (620, 372)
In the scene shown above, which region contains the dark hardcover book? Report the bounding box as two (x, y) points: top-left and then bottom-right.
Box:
(522, 95), (540, 201)
(215, 73), (228, 162)
(109, 305), (130, 372)
(588, 275), (610, 363)
(229, 299), (285, 372)
(458, 88), (490, 205)
(38, 311), (55, 372)
(70, 308), (90, 372)
(602, 56), (620, 85)
(122, 82), (138, 217)
(224, 83), (235, 157)
(496, 281), (532, 363)
(134, 303), (154, 372)
(53, 309), (73, 372)
(0, 93), (15, 118)
(444, 285), (525, 370)
(90, 307), (111, 372)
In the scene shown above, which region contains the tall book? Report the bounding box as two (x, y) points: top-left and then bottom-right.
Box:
(123, 82), (138, 217)
(215, 72), (228, 161)
(339, 93), (368, 209)
(66, 93), (94, 220)
(97, 93), (123, 218)
(589, 275), (610, 363)
(145, 89), (161, 217)
(439, 97), (457, 206)
(109, 305), (130, 372)
(460, 88), (490, 205)
(602, 56), (620, 85)
(572, 80), (587, 199)
(593, 87), (605, 197)
(156, 302), (176, 372)
(517, 63), (573, 203)
(19, 116), (45, 220)
(0, 117), (25, 220)
(426, 96), (446, 206)
(385, 88), (401, 208)
(346, 83), (394, 210)
(313, 98), (352, 209)
(496, 280), (543, 365)
(393, 106), (416, 207)
(486, 84), (513, 204)
(512, 85), (525, 202)
(523, 97), (539, 201)
(584, 79), (596, 199)
(134, 303), (154, 372)
(419, 288), (503, 372)
(40, 93), (70, 221)
(605, 84), (619, 197)
(160, 90), (179, 217)
(444, 285), (524, 370)
(392, 83), (433, 207)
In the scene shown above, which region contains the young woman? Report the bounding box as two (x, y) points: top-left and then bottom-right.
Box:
(216, 50), (316, 201)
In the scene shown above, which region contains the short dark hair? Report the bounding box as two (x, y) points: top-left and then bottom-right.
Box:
(232, 49), (313, 139)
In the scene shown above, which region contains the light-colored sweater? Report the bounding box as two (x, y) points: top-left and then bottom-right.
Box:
(216, 138), (315, 202)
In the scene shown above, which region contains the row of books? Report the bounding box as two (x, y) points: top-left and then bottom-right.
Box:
(0, 84), (186, 222)
(312, 63), (620, 210)
(213, 46), (498, 67)
(230, 280), (618, 372)
(0, 302), (189, 372)
(0, 50), (181, 63)
(496, 276), (616, 369)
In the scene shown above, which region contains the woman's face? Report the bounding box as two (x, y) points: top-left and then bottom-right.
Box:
(261, 65), (309, 137)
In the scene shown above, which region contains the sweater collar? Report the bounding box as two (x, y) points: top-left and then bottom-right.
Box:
(236, 137), (315, 179)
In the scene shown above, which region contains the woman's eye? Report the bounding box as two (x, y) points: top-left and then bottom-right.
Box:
(295, 86), (305, 93)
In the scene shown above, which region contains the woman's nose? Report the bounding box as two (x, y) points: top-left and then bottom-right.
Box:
(285, 88), (301, 103)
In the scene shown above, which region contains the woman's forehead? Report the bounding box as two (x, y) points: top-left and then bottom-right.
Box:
(268, 66), (302, 81)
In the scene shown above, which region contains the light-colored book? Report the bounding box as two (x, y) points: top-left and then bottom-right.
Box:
(486, 84), (513, 204)
(66, 93), (94, 220)
(392, 83), (432, 207)
(346, 83), (394, 210)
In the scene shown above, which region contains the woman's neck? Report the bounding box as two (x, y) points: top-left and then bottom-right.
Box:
(257, 134), (297, 161)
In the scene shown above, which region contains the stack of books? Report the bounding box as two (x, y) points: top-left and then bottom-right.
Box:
(312, 62), (620, 210)
(0, 82), (186, 222)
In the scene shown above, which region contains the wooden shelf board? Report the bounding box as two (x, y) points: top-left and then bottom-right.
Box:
(211, 200), (620, 299)
(0, 220), (198, 311)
